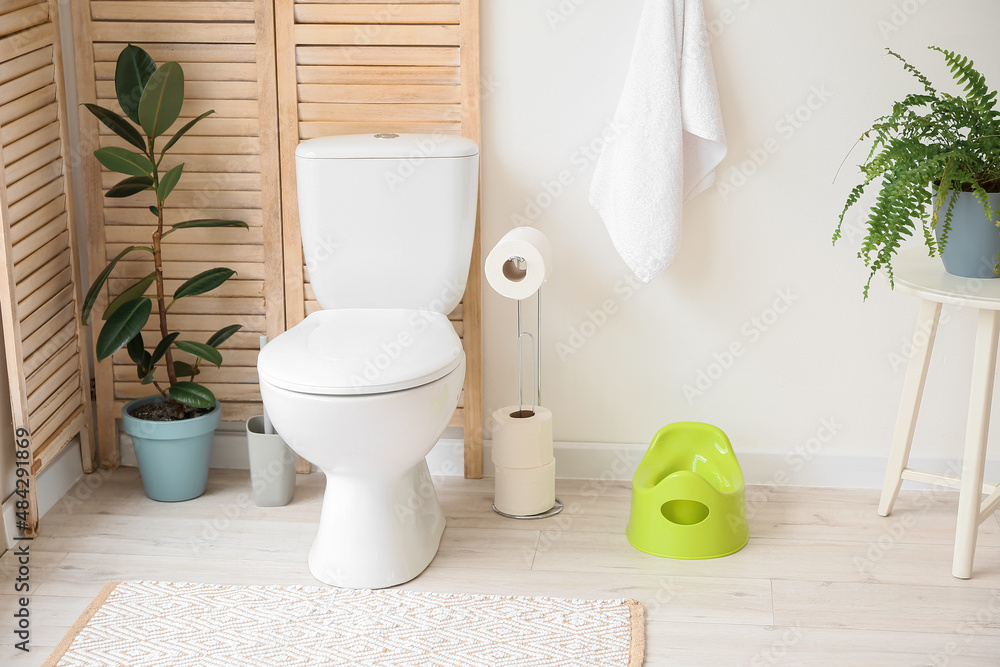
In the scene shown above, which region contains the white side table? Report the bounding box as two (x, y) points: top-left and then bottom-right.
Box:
(879, 247), (1000, 579)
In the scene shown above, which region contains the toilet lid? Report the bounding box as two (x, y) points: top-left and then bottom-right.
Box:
(257, 309), (464, 395)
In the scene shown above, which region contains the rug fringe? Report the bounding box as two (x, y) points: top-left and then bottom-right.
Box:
(626, 598), (646, 666)
(43, 581), (122, 667)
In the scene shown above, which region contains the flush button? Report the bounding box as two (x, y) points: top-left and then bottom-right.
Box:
(374, 133), (399, 139)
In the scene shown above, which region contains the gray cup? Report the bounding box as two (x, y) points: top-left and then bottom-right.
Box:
(246, 416), (296, 507)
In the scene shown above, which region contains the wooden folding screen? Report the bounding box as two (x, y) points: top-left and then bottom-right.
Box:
(70, 0), (483, 477)
(71, 1), (284, 466)
(0, 0), (95, 533)
(274, 0), (483, 478)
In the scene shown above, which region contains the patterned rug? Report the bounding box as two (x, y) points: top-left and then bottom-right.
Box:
(45, 581), (645, 666)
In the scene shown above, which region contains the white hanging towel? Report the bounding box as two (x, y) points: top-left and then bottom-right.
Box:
(589, 0), (726, 283)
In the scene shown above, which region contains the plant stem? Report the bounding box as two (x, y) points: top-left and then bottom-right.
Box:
(150, 379), (177, 405)
(152, 208), (182, 417)
(152, 206), (178, 385)
(149, 133), (179, 404)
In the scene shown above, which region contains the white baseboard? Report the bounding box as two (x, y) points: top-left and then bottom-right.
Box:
(1, 496), (15, 551)
(3, 437), (84, 550)
(436, 439), (1000, 490)
(522, 441), (998, 490)
(119, 426), (1000, 491)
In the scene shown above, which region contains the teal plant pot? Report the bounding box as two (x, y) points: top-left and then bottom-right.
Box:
(121, 395), (221, 502)
(934, 191), (1000, 279)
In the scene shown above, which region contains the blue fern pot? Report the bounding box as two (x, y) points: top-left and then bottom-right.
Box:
(934, 191), (1000, 279)
(121, 395), (222, 502)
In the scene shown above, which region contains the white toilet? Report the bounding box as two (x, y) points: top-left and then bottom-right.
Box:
(257, 133), (479, 588)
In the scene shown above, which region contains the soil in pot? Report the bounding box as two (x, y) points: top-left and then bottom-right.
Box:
(128, 402), (213, 421)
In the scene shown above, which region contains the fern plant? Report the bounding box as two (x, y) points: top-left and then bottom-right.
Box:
(834, 46), (1000, 298)
(80, 45), (248, 418)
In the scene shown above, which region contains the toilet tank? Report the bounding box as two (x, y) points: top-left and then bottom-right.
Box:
(295, 134), (479, 313)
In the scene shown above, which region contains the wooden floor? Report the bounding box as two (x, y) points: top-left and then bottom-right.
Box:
(2, 469), (1000, 666)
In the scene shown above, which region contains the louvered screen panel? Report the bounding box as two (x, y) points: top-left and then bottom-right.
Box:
(0, 0), (95, 533)
(72, 1), (284, 466)
(275, 0), (483, 477)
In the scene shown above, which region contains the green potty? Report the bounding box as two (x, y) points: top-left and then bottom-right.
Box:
(627, 422), (749, 559)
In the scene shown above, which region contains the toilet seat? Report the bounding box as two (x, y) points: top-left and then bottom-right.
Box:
(258, 308), (463, 395)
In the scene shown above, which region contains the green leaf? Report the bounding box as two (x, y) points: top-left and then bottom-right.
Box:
(172, 268), (235, 301)
(81, 245), (153, 325)
(94, 146), (153, 176)
(103, 272), (155, 320)
(175, 340), (223, 367)
(136, 351), (152, 380)
(156, 163), (183, 202)
(138, 61), (184, 139)
(126, 332), (145, 365)
(149, 205), (158, 217)
(206, 324), (241, 348)
(140, 368), (155, 385)
(162, 218), (248, 238)
(83, 103), (145, 151)
(172, 360), (200, 377)
(95, 297), (151, 361)
(168, 381), (216, 409)
(115, 44), (157, 125)
(160, 110), (214, 156)
(150, 332), (179, 364)
(105, 175), (153, 198)
(836, 47), (1000, 299)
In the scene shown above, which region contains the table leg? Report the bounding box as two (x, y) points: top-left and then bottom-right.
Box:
(953, 308), (1000, 579)
(879, 299), (942, 517)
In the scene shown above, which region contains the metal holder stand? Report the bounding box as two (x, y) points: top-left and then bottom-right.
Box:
(493, 498), (563, 520)
(515, 278), (540, 416)
(492, 256), (562, 519)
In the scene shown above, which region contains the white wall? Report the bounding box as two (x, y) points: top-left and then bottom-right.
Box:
(51, 1), (1000, 488)
(480, 0), (1000, 481)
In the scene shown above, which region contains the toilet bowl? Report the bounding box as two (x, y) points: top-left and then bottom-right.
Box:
(258, 309), (465, 588)
(258, 134), (480, 588)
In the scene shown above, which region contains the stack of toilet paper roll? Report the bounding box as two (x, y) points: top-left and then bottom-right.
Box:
(491, 406), (555, 516)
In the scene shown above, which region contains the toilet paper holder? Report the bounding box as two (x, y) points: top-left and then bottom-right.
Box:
(491, 282), (563, 520)
(514, 276), (539, 418)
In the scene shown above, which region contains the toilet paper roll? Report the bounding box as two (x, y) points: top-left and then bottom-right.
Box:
(491, 406), (553, 469)
(485, 227), (552, 300)
(494, 460), (556, 516)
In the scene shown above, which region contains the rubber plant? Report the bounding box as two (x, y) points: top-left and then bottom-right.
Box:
(80, 45), (248, 418)
(834, 46), (1000, 298)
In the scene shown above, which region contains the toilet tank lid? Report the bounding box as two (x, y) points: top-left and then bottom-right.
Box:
(296, 133), (479, 160)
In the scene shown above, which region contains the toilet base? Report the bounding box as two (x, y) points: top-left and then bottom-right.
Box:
(308, 459), (445, 588)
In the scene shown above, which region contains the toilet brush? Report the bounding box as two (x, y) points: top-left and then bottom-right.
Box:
(259, 335), (274, 435)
